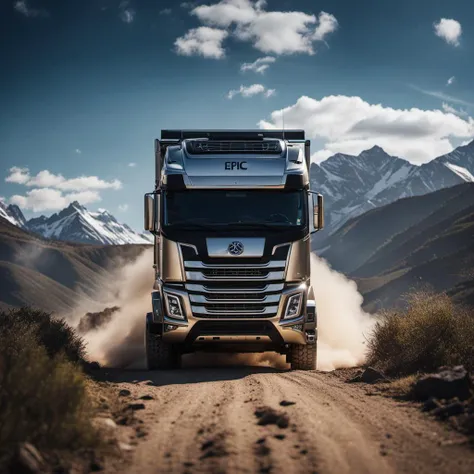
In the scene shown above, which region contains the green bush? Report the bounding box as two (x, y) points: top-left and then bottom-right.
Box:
(367, 292), (474, 376)
(0, 308), (96, 469)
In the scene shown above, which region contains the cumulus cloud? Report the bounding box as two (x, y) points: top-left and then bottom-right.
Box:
(176, 1), (338, 58)
(227, 84), (275, 99)
(446, 76), (455, 86)
(240, 56), (275, 74)
(5, 167), (122, 191)
(14, 0), (49, 18)
(258, 95), (474, 164)
(434, 18), (462, 47)
(160, 8), (172, 15)
(175, 27), (229, 59)
(119, 0), (135, 23)
(75, 148), (82, 154)
(5, 167), (30, 185)
(118, 204), (129, 212)
(128, 162), (137, 167)
(10, 189), (101, 212)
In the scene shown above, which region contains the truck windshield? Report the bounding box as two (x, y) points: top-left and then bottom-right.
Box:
(164, 190), (306, 227)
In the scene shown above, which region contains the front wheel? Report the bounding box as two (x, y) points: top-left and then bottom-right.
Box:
(290, 343), (317, 370)
(145, 324), (181, 370)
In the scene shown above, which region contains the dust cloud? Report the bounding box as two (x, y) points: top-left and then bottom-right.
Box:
(78, 248), (154, 368)
(311, 254), (374, 371)
(78, 249), (374, 371)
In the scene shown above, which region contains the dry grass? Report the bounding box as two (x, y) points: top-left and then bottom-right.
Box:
(367, 291), (474, 376)
(0, 308), (97, 470)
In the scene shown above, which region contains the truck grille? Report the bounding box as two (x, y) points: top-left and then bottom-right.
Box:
(202, 268), (268, 278)
(185, 260), (285, 319)
(186, 140), (282, 155)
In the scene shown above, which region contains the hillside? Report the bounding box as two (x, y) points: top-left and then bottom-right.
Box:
(0, 217), (150, 313)
(318, 183), (474, 309)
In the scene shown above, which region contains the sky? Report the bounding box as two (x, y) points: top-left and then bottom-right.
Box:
(1, 0), (474, 230)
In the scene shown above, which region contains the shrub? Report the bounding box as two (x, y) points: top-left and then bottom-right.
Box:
(0, 308), (96, 469)
(367, 291), (474, 376)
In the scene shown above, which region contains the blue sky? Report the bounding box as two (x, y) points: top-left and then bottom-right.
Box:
(1, 0), (473, 230)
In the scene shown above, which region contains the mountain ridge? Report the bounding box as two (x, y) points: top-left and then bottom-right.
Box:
(311, 139), (474, 245)
(1, 200), (152, 246)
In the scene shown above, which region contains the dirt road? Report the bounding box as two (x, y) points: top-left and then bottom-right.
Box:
(102, 366), (474, 474)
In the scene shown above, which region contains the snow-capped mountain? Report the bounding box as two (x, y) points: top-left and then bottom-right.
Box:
(26, 202), (152, 245)
(0, 201), (27, 228)
(311, 140), (474, 245)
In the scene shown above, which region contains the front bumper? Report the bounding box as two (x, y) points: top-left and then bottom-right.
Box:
(150, 285), (317, 348)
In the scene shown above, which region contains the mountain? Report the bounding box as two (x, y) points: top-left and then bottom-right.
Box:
(27, 201), (152, 246)
(0, 201), (27, 228)
(0, 217), (149, 313)
(318, 183), (474, 310)
(311, 140), (474, 245)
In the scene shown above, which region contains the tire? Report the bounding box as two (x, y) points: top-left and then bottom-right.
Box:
(290, 343), (317, 370)
(145, 325), (181, 370)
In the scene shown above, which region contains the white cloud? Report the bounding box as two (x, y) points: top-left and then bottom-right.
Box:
(10, 188), (101, 212)
(434, 18), (462, 47)
(5, 167), (30, 184)
(446, 76), (455, 86)
(227, 84), (275, 99)
(177, 1), (337, 58)
(14, 1), (48, 18)
(5, 167), (122, 191)
(259, 95), (474, 164)
(75, 148), (82, 154)
(118, 204), (129, 212)
(175, 27), (229, 59)
(442, 102), (469, 118)
(119, 1), (135, 23)
(240, 56), (275, 74)
(128, 162), (137, 167)
(313, 11), (338, 42)
(160, 8), (172, 15)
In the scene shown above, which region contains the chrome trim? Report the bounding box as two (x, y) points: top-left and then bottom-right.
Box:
(185, 270), (285, 281)
(179, 242), (198, 255)
(184, 260), (285, 269)
(189, 294), (281, 304)
(271, 242), (291, 256)
(206, 237), (265, 258)
(185, 283), (284, 293)
(191, 305), (279, 315)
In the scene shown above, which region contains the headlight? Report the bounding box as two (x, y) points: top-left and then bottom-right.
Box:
(164, 293), (185, 320)
(284, 293), (302, 319)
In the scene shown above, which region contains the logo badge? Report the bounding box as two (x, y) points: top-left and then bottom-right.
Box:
(228, 241), (244, 256)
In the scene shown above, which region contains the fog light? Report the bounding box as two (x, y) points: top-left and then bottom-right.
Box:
(165, 324), (178, 332)
(284, 293), (302, 319)
(292, 324), (303, 332)
(165, 293), (184, 320)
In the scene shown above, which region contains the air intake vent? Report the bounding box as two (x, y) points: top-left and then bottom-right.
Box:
(186, 140), (282, 155)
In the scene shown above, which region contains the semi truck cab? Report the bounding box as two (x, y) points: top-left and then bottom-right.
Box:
(144, 129), (324, 370)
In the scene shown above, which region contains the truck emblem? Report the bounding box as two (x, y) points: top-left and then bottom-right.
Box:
(228, 241), (244, 256)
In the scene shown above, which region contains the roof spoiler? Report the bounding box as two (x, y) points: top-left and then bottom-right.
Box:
(161, 129), (305, 141)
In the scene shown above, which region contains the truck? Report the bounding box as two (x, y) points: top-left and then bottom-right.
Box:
(143, 129), (324, 370)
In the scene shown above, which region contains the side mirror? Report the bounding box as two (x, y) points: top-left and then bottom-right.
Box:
(144, 193), (160, 232)
(312, 193), (324, 231)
